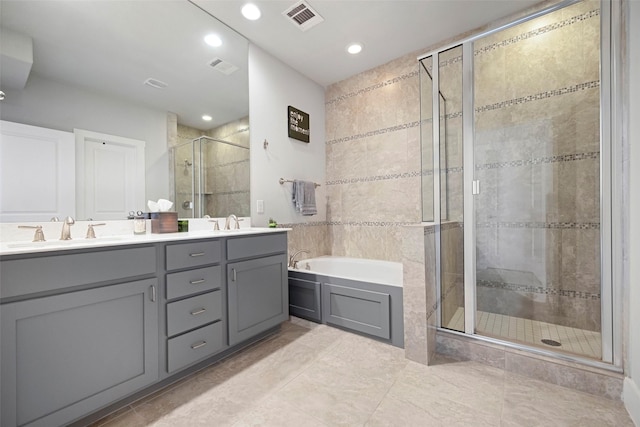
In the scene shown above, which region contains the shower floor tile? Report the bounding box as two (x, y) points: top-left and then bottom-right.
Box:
(446, 307), (602, 359)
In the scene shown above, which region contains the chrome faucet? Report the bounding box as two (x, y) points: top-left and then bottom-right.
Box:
(288, 249), (309, 269)
(60, 216), (75, 240)
(225, 214), (239, 230)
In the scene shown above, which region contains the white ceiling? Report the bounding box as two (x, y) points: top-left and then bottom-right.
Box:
(193, 0), (541, 87)
(0, 0), (541, 130)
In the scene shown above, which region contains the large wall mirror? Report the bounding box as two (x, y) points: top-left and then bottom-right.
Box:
(0, 0), (249, 221)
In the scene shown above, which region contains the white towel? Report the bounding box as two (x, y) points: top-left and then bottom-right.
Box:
(292, 180), (317, 216)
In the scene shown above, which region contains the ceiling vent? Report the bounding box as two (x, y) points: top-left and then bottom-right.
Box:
(208, 58), (239, 75)
(282, 1), (324, 32)
(143, 78), (168, 89)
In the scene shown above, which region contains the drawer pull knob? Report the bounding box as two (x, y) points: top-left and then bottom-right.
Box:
(191, 341), (207, 350)
(189, 252), (205, 257)
(190, 279), (206, 285)
(190, 308), (207, 316)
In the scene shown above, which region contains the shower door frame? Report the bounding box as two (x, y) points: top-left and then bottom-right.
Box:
(420, 0), (622, 369)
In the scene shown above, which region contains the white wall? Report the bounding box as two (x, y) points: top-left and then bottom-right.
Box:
(625, 0), (640, 424)
(1, 74), (169, 204)
(247, 44), (326, 227)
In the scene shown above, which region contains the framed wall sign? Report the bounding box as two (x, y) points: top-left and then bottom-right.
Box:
(288, 106), (310, 143)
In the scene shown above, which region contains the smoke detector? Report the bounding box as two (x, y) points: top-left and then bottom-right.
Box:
(282, 1), (324, 32)
(208, 58), (239, 75)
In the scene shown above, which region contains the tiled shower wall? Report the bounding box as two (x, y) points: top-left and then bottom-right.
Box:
(206, 117), (250, 218)
(473, 0), (601, 332)
(170, 118), (250, 219)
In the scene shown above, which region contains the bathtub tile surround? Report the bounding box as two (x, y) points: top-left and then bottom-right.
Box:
(90, 319), (633, 427)
(280, 221), (330, 260)
(325, 50), (423, 263)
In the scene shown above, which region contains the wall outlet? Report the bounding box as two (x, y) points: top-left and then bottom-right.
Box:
(256, 199), (264, 214)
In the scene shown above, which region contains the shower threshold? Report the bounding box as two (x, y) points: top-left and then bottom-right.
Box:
(446, 307), (601, 360)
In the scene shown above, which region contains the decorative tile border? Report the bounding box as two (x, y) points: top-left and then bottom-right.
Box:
(327, 80), (597, 148)
(207, 158), (249, 168)
(474, 9), (599, 56)
(477, 280), (601, 300)
(326, 121), (420, 146)
(326, 171), (421, 186)
(209, 190), (249, 197)
(476, 81), (600, 114)
(328, 221), (419, 227)
(477, 221), (600, 230)
(475, 151), (599, 170)
(327, 148), (596, 188)
(325, 71), (418, 106)
(278, 221), (329, 228)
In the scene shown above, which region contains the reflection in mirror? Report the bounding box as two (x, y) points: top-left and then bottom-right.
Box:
(0, 0), (249, 221)
(172, 118), (250, 219)
(420, 56), (434, 222)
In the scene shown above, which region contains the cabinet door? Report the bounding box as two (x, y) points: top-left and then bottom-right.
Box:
(289, 277), (322, 322)
(227, 254), (288, 346)
(1, 279), (159, 427)
(322, 283), (391, 340)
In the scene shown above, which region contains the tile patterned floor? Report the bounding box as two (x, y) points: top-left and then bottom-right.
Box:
(92, 317), (632, 427)
(446, 307), (602, 359)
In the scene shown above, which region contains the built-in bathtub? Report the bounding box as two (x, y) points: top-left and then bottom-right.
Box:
(288, 256), (404, 348)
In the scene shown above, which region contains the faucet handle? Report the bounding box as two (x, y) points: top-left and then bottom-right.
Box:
(86, 223), (106, 239)
(209, 219), (220, 230)
(18, 225), (46, 242)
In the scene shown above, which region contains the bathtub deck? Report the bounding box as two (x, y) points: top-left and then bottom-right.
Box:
(446, 307), (602, 359)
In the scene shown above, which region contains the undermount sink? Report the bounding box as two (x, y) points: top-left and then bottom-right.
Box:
(217, 228), (263, 233)
(6, 236), (128, 249)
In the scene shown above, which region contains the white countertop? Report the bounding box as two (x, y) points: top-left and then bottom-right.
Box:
(0, 218), (289, 256)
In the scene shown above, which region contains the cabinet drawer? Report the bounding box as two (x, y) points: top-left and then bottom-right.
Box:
(0, 246), (156, 300)
(166, 266), (221, 300)
(166, 240), (221, 271)
(167, 290), (222, 337)
(167, 322), (224, 373)
(226, 232), (287, 261)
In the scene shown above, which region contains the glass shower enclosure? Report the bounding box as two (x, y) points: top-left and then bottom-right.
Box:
(420, 0), (617, 365)
(171, 135), (250, 219)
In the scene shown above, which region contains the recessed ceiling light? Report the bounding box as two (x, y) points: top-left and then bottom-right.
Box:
(204, 34), (222, 47)
(202, 115), (213, 121)
(241, 3), (261, 20)
(346, 43), (363, 55)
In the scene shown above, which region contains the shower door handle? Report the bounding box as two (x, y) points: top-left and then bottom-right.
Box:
(472, 180), (481, 195)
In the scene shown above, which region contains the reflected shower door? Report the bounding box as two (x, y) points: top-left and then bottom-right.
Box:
(472, 0), (602, 359)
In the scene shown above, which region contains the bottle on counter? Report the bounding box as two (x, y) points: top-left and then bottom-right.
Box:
(134, 215), (147, 235)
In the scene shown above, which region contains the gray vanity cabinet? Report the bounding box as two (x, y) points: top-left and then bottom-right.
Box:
(226, 233), (288, 346)
(164, 240), (227, 374)
(1, 278), (159, 427)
